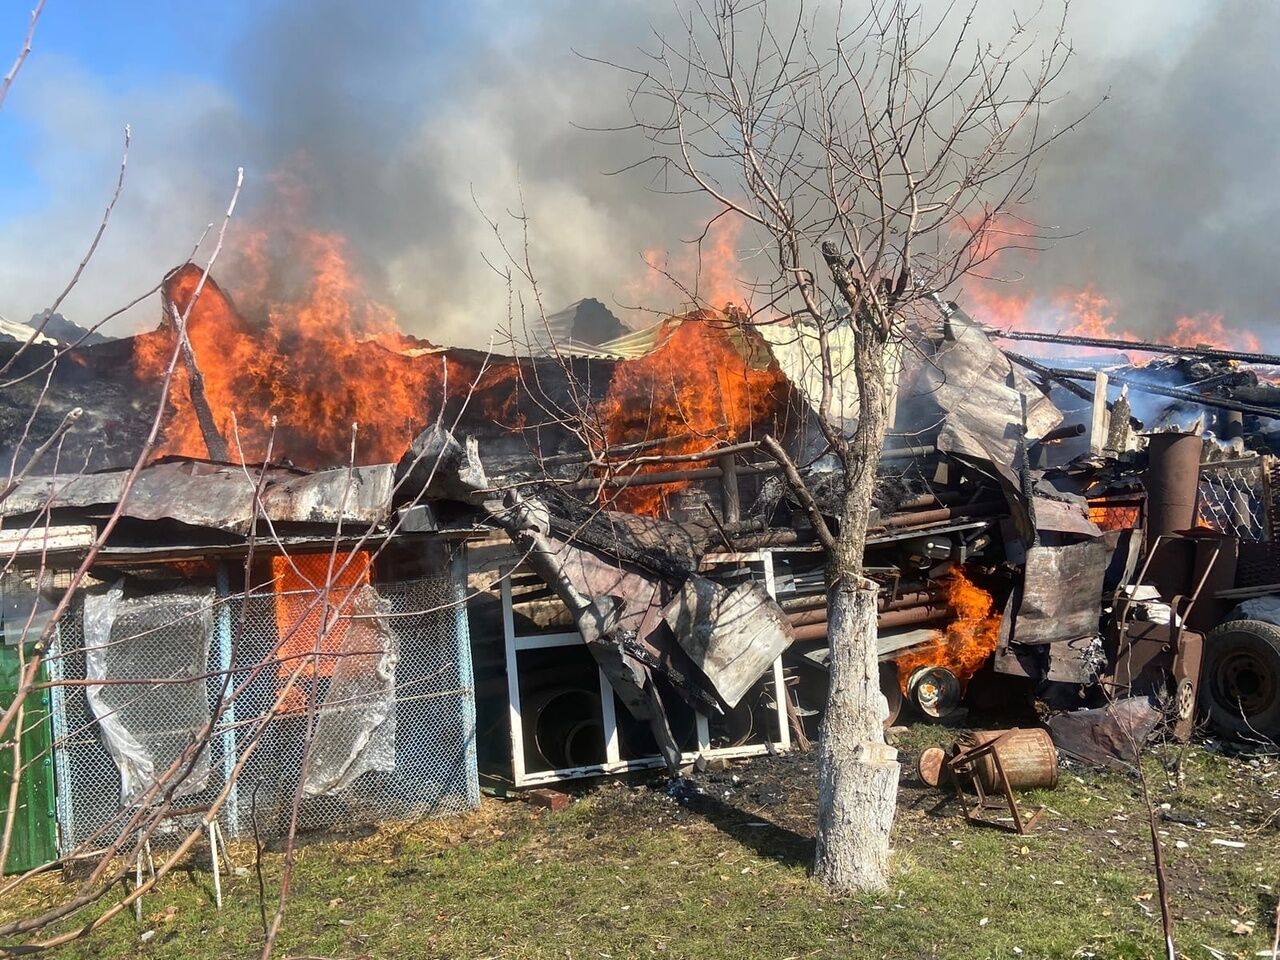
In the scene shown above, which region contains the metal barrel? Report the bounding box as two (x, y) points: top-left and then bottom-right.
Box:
(1144, 431), (1203, 540)
(965, 728), (1058, 792)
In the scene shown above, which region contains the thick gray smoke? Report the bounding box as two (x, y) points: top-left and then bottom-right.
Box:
(0, 1), (1274, 349)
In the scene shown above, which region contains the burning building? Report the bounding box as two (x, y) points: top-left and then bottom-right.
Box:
(1, 244), (1279, 872)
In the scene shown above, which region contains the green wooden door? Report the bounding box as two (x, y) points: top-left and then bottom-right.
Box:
(0, 644), (58, 874)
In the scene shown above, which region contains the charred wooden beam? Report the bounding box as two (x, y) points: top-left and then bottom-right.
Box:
(1051, 369), (1280, 420)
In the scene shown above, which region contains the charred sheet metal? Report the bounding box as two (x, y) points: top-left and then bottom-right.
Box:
(661, 577), (793, 709)
(1012, 539), (1108, 645)
(2, 460), (396, 534)
(1030, 481), (1103, 537)
(1046, 697), (1161, 769)
(1044, 636), (1105, 684)
(905, 312), (1063, 488)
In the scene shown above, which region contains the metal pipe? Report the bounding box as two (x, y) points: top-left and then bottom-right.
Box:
(881, 499), (1007, 529)
(881, 444), (938, 461)
(789, 599), (948, 629)
(781, 588), (942, 614)
(878, 604), (952, 628)
(1037, 422), (1087, 444)
(789, 603), (951, 641)
(992, 329), (1280, 367)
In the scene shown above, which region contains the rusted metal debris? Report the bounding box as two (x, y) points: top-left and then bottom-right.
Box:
(1045, 698), (1162, 770)
(917, 728), (1057, 834)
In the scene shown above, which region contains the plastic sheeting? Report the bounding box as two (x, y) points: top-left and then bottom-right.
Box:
(1229, 596), (1280, 627)
(302, 585), (400, 796)
(83, 583), (214, 805)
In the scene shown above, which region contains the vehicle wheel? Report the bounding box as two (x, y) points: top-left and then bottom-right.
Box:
(1200, 619), (1280, 741)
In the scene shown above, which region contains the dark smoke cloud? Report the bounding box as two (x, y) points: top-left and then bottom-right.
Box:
(998, 0), (1280, 347)
(2, 1), (1275, 350)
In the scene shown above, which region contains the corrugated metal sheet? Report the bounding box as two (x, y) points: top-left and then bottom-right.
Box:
(1, 460), (396, 534)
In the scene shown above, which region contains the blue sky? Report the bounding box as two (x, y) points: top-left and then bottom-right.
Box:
(0, 2), (254, 214)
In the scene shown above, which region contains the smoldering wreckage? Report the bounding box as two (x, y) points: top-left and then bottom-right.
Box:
(1, 261), (1279, 879)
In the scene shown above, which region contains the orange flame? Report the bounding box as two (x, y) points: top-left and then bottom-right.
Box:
(271, 550), (371, 713)
(132, 249), (467, 468)
(625, 216), (748, 314)
(894, 569), (1001, 693)
(130, 185), (788, 488)
(958, 215), (1269, 358)
(1088, 499), (1142, 532)
(596, 314), (788, 514)
(965, 283), (1271, 357)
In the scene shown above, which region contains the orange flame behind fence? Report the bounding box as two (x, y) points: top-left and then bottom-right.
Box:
(894, 569), (1001, 694)
(271, 550), (371, 713)
(1088, 499), (1142, 532)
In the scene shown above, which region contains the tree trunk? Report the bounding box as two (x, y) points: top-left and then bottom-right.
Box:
(811, 574), (899, 891)
(810, 251), (899, 891)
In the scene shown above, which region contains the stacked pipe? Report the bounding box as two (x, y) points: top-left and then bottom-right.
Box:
(872, 493), (1008, 533)
(785, 585), (950, 642)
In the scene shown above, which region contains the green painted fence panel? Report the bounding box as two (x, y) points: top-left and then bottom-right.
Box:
(0, 644), (59, 874)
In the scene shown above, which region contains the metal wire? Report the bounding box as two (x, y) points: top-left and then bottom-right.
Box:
(1199, 457), (1271, 542)
(50, 574), (478, 853)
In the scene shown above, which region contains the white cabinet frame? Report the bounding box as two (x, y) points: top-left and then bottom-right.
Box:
(501, 550), (790, 787)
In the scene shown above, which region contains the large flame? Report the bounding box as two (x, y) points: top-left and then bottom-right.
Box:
(960, 215), (1266, 357)
(130, 190), (788, 499)
(597, 314), (788, 514)
(894, 568), (1001, 693)
(133, 240), (466, 467)
(626, 216), (748, 315)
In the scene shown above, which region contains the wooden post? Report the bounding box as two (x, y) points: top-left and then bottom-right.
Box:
(718, 454), (740, 524)
(1089, 371), (1109, 456)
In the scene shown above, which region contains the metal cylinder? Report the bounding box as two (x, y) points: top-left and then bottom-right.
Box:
(1219, 409), (1244, 442)
(788, 602), (951, 640)
(877, 603), (951, 629)
(1144, 431), (1203, 540)
(1038, 422), (1087, 444)
(882, 499), (1008, 529)
(909, 666), (961, 718)
(964, 728), (1058, 792)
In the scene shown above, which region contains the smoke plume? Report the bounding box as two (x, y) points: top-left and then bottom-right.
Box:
(0, 1), (1274, 349)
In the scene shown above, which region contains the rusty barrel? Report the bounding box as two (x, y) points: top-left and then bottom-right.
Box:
(1144, 430), (1202, 540)
(965, 728), (1058, 792)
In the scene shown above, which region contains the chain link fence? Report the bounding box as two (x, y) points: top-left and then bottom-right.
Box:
(49, 571), (477, 854)
(1199, 455), (1274, 542)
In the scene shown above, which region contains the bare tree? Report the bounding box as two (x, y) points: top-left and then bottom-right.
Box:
(594, 0), (1088, 890)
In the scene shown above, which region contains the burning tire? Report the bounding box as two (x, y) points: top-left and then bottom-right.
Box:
(1200, 619), (1280, 741)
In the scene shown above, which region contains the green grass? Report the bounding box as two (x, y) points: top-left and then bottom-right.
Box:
(5, 734), (1277, 960)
